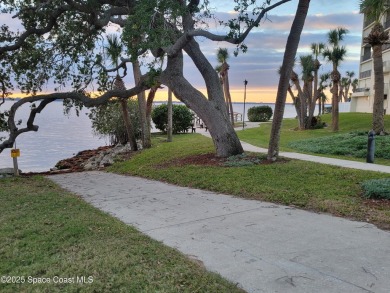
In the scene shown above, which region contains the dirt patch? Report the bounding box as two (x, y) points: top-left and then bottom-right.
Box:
(363, 198), (390, 209)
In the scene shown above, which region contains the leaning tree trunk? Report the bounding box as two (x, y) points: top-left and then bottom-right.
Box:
(331, 68), (340, 132)
(163, 46), (243, 157)
(268, 0), (310, 161)
(291, 70), (306, 129)
(372, 43), (385, 134)
(132, 60), (151, 148)
(222, 63), (235, 124)
(288, 85), (302, 124)
(146, 86), (159, 130)
(114, 75), (138, 151)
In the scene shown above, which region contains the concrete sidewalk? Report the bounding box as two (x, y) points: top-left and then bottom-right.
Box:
(197, 123), (390, 174)
(49, 171), (390, 293)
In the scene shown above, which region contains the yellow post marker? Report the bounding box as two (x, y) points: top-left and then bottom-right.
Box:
(10, 149), (20, 176)
(11, 149), (20, 158)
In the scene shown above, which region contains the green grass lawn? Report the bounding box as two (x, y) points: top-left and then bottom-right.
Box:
(110, 133), (390, 230)
(0, 176), (243, 293)
(237, 113), (390, 165)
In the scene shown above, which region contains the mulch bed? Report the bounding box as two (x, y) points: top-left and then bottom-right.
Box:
(156, 153), (289, 169)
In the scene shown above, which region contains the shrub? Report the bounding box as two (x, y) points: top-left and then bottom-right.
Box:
(89, 99), (140, 145)
(361, 178), (390, 200)
(152, 104), (194, 133)
(247, 106), (273, 122)
(288, 131), (390, 159)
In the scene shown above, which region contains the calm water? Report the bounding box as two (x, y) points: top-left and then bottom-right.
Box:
(0, 100), (107, 172)
(1, 100), (346, 172)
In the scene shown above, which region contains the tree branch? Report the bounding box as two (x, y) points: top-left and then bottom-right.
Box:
(166, 0), (292, 56)
(0, 83), (149, 153)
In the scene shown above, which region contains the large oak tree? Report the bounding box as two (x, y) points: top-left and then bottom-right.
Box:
(0, 0), (292, 157)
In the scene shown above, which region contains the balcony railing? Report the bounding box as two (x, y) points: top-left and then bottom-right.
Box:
(364, 18), (375, 28)
(383, 42), (390, 51)
(355, 87), (370, 93)
(361, 53), (371, 62)
(359, 70), (371, 79)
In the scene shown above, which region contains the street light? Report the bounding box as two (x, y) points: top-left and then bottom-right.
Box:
(243, 79), (248, 130)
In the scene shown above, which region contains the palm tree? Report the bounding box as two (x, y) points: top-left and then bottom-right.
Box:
(343, 71), (355, 102)
(351, 78), (359, 93)
(308, 42), (325, 125)
(318, 73), (330, 115)
(106, 34), (138, 151)
(300, 54), (315, 128)
(216, 48), (234, 124)
(323, 27), (348, 131)
(268, 0), (311, 161)
(278, 66), (302, 125)
(360, 0), (390, 134)
(339, 77), (349, 102)
(289, 66), (306, 129)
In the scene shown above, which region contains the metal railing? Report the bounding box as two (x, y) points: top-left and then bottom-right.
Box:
(361, 53), (371, 62)
(355, 87), (370, 93)
(359, 70), (371, 79)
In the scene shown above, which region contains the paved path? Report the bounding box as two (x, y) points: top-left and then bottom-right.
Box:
(48, 171), (390, 293)
(197, 123), (390, 174)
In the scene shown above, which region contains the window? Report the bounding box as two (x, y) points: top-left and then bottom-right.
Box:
(364, 14), (375, 27)
(362, 45), (371, 61)
(359, 70), (371, 79)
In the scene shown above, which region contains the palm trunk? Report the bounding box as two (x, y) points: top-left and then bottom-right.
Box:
(167, 88), (173, 142)
(331, 68), (340, 132)
(291, 71), (306, 129)
(132, 60), (151, 148)
(344, 84), (350, 102)
(318, 92), (322, 115)
(268, 0), (310, 161)
(223, 68), (235, 124)
(308, 69), (318, 127)
(301, 81), (310, 129)
(372, 44), (385, 134)
(287, 85), (301, 124)
(288, 86), (302, 123)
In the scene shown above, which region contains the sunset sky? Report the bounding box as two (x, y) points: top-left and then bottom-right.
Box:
(8, 0), (363, 103)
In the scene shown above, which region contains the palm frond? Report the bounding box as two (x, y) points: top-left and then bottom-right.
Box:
(217, 48), (229, 64)
(310, 42), (325, 57)
(360, 0), (389, 22)
(105, 34), (123, 67)
(327, 27), (348, 46)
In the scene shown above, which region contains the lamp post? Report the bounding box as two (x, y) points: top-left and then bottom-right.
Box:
(243, 79), (248, 130)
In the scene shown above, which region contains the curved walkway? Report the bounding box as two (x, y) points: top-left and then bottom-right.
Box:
(49, 169), (390, 293)
(198, 122), (390, 174)
(47, 125), (390, 292)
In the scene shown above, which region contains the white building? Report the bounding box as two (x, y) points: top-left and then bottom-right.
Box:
(350, 11), (390, 114)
